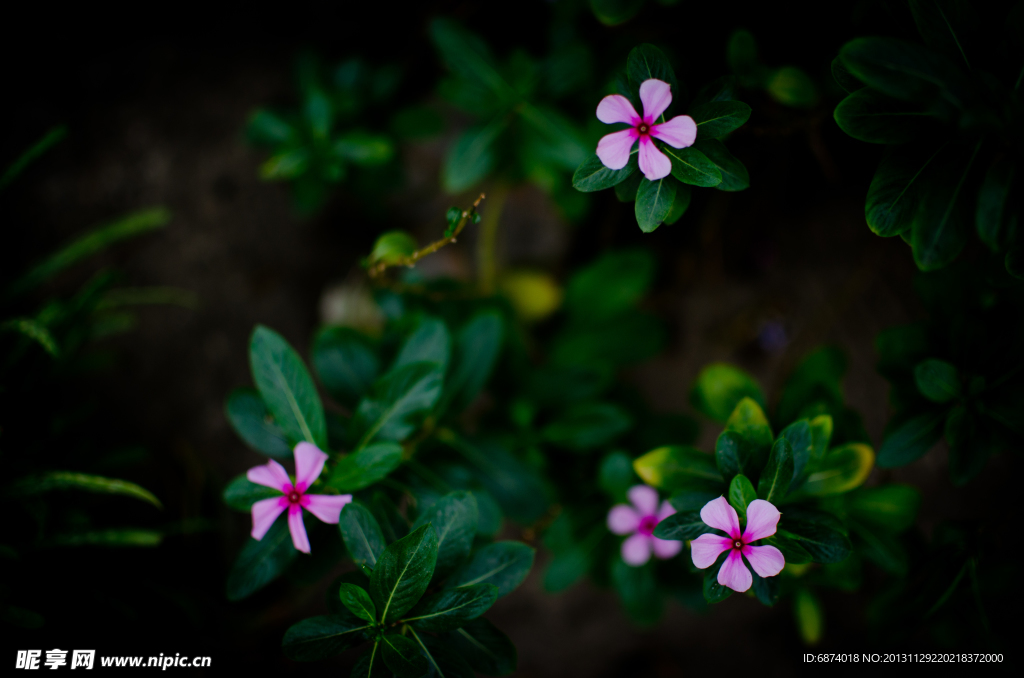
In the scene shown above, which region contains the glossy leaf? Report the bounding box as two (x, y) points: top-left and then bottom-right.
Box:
(876, 411), (944, 467)
(393, 317), (450, 373)
(381, 634), (428, 678)
(370, 524), (438, 623)
(352, 362), (443, 446)
(797, 443), (874, 496)
(226, 519), (298, 600)
(281, 611), (371, 661)
(831, 56), (862, 93)
(975, 156), (1015, 251)
(663, 183), (692, 223)
(312, 327), (379, 407)
(249, 325), (326, 448)
(911, 144), (980, 271)
(411, 491), (478, 578)
(370, 231), (417, 264)
(839, 37), (963, 104)
(779, 420), (812, 485)
(337, 583), (377, 623)
(446, 541), (535, 598)
(329, 443), (403, 493)
(914, 358), (960, 402)
(445, 618), (517, 676)
(725, 398), (774, 460)
(866, 144), (944, 237)
(8, 471), (162, 509)
(664, 146), (722, 187)
(404, 583), (498, 631)
(690, 101), (751, 140)
(834, 89), (934, 144)
(727, 474), (757, 522)
(351, 643), (388, 678)
(443, 119), (507, 193)
(339, 502), (387, 569)
(794, 589), (823, 644)
(757, 438), (793, 503)
(626, 44), (680, 119)
(441, 311), (504, 415)
(634, 176), (677, 233)
(693, 139), (749, 191)
(703, 552), (732, 603)
(847, 484), (921, 533)
(651, 510), (713, 541)
(223, 475), (280, 511)
(572, 153), (637, 192)
(690, 364), (766, 423)
(225, 388), (292, 459)
(781, 510), (852, 564)
(633, 446), (723, 490)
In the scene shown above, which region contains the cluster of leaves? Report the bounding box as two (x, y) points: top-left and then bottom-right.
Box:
(832, 0), (1024, 276)
(572, 45), (752, 232)
(0, 129), (184, 628)
(874, 261), (1024, 485)
(247, 54), (418, 213)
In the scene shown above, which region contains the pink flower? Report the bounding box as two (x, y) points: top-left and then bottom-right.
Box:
(595, 79), (697, 182)
(690, 496), (785, 592)
(607, 485), (683, 566)
(247, 442), (352, 554)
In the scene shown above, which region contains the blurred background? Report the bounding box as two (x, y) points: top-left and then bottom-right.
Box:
(1, 1), (1017, 675)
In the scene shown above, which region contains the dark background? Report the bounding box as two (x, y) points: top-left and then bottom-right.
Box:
(1, 1), (1016, 675)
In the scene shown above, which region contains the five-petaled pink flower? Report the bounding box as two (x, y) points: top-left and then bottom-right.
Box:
(691, 496), (785, 592)
(247, 442), (352, 554)
(595, 79), (697, 182)
(607, 485), (683, 566)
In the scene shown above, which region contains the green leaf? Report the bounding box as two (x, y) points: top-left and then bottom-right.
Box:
(612, 559), (663, 625)
(876, 411), (944, 467)
(914, 358), (961, 402)
(413, 633), (476, 678)
(714, 430), (745, 479)
(764, 533), (812, 564)
(7, 208), (171, 298)
(599, 451), (636, 501)
(0, 125), (67, 190)
(796, 443), (874, 496)
(564, 249), (654, 321)
(337, 583), (377, 623)
(445, 618), (517, 676)
(752, 571), (780, 606)
(352, 363), (443, 446)
(652, 510), (713, 541)
(633, 446), (723, 490)
(758, 438), (793, 503)
(766, 67), (819, 108)
(351, 643), (388, 678)
(703, 552), (732, 603)
(779, 420), (812, 485)
(335, 132), (394, 165)
(225, 388), (292, 459)
(282, 611), (371, 661)
(777, 346), (846, 427)
(690, 101), (751, 140)
(312, 327), (379, 407)
(725, 397), (773, 462)
(614, 171), (641, 202)
(591, 0), (645, 26)
(852, 521), (908, 575)
(808, 415), (834, 465)
(663, 183), (692, 224)
(429, 18), (515, 102)
(833, 89), (935, 144)
(393, 317), (451, 373)
(44, 529), (163, 548)
(0, 318), (59, 356)
(411, 491), (478, 578)
(911, 143), (981, 271)
(226, 519), (298, 600)
(442, 118), (507, 193)
(372, 491), (411, 542)
(446, 541), (535, 598)
(444, 435), (548, 524)
(634, 176), (677, 233)
(667, 490), (719, 512)
(727, 474), (757, 521)
(727, 29), (758, 75)
(909, 0), (977, 66)
(692, 139), (749, 192)
(690, 364), (766, 423)
(541, 402), (632, 450)
(1, 471), (161, 508)
(381, 634), (428, 678)
(222, 475), (280, 511)
(866, 143), (945, 237)
(249, 325), (326, 448)
(370, 231), (418, 264)
(664, 146), (722, 187)
(794, 589), (823, 644)
(329, 443), (403, 493)
(839, 37), (964, 104)
(847, 484), (920, 533)
(339, 502), (387, 569)
(246, 110), (294, 146)
(626, 44), (680, 118)
(572, 153), (637, 192)
(440, 311), (503, 415)
(691, 76), (737, 108)
(305, 88), (332, 140)
(945, 405), (994, 485)
(975, 156), (1016, 251)
(543, 546), (590, 592)
(831, 57), (862, 94)
(780, 511), (852, 564)
(370, 524), (438, 623)
(404, 583), (498, 631)
(260, 149), (309, 180)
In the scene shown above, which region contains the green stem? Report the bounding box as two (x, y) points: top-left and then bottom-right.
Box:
(477, 182), (509, 295)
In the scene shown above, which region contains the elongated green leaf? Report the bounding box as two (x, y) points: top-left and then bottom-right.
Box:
(693, 139), (749, 191)
(690, 363), (766, 422)
(429, 18), (515, 101)
(381, 633), (428, 678)
(727, 474), (757, 522)
(8, 208), (170, 298)
(250, 325), (326, 448)
(542, 402), (632, 450)
(690, 101), (751, 140)
(634, 176), (677, 233)
(441, 311), (504, 415)
(627, 44), (680, 119)
(351, 643), (388, 678)
(794, 589), (823, 644)
(834, 89), (934, 144)
(225, 388), (292, 459)
(1, 125), (67, 189)
(393, 317), (451, 374)
(223, 474), (280, 511)
(0, 318), (59, 356)
(725, 397), (774, 473)
(335, 132), (393, 165)
(975, 156), (1015, 251)
(246, 110), (294, 145)
(765, 533), (812, 564)
(848, 484), (920, 533)
(663, 183), (692, 224)
(339, 502), (387, 569)
(329, 443), (403, 492)
(779, 420), (812, 484)
(796, 443), (874, 496)
(312, 327), (379, 408)
(44, 529), (163, 548)
(877, 411), (944, 467)
(780, 512), (852, 564)
(909, 0), (977, 65)
(446, 618), (517, 676)
(337, 583), (376, 623)
(914, 358), (960, 402)
(615, 171), (641, 202)
(633, 445), (723, 490)
(911, 143), (980, 271)
(443, 434), (548, 524)
(443, 118), (507, 193)
(866, 143), (945, 237)
(652, 510), (713, 541)
(831, 56), (862, 93)
(446, 541), (534, 597)
(352, 362), (443, 447)
(839, 37), (964, 104)
(572, 153), (637, 192)
(226, 519), (298, 600)
(413, 632), (476, 678)
(667, 490), (719, 512)
(411, 491), (478, 578)
(703, 552), (732, 603)
(612, 558), (663, 625)
(370, 524), (438, 622)
(404, 583), (497, 631)
(4, 471), (162, 508)
(664, 146), (722, 187)
(758, 438), (793, 503)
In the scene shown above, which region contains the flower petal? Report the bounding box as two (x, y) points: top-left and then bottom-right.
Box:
(293, 442), (328, 491)
(650, 115), (697, 148)
(638, 137), (672, 181)
(596, 129), (638, 170)
(607, 504), (641, 535)
(304, 493), (352, 524)
(621, 533), (652, 566)
(742, 499), (781, 542)
(596, 94), (641, 125)
(699, 496), (742, 539)
(652, 537), (683, 560)
(251, 496), (288, 540)
(690, 533), (732, 569)
(717, 549), (752, 592)
(639, 79), (672, 123)
(247, 459), (291, 492)
(656, 500), (676, 522)
(287, 504), (311, 554)
(744, 544), (785, 578)
(627, 485), (659, 516)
